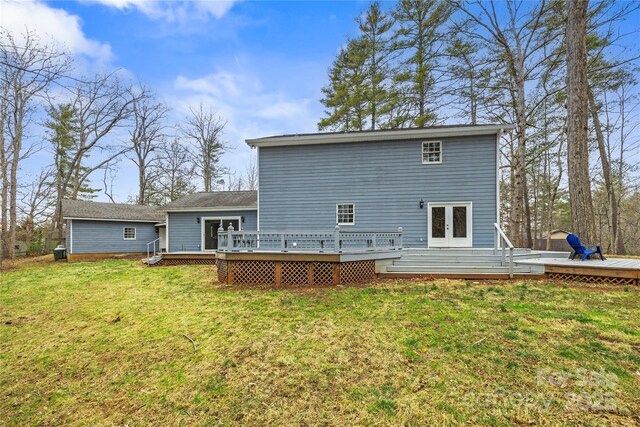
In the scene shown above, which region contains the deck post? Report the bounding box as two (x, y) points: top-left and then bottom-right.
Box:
(227, 223), (234, 251)
(218, 224), (225, 250)
(334, 225), (340, 253)
(398, 227), (403, 249)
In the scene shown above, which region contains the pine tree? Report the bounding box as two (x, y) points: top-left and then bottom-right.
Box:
(393, 0), (452, 127)
(356, 1), (396, 129)
(318, 39), (367, 131)
(46, 103), (99, 244)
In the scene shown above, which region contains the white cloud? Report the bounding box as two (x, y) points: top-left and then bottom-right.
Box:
(0, 0), (112, 63)
(172, 68), (318, 176)
(81, 0), (238, 23)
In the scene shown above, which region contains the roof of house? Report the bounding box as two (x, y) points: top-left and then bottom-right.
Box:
(62, 199), (164, 222)
(245, 124), (515, 148)
(161, 190), (257, 211)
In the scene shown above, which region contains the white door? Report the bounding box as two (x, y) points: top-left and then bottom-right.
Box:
(428, 202), (472, 248)
(158, 226), (166, 251)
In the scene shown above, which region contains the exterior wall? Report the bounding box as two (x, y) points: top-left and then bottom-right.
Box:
(258, 135), (498, 247)
(167, 210), (257, 252)
(69, 220), (159, 254)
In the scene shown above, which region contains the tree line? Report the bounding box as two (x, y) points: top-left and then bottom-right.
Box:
(0, 29), (255, 262)
(319, 0), (640, 255)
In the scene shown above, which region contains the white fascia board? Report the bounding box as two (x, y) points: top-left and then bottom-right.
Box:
(63, 217), (161, 223)
(162, 207), (257, 212)
(245, 125), (516, 148)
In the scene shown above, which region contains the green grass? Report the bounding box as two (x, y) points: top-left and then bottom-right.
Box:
(1, 259), (639, 425)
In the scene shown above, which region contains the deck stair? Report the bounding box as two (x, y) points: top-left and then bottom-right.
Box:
(379, 248), (567, 277)
(145, 254), (163, 266)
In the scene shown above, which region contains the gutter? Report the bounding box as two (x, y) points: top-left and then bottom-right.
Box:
(246, 124), (516, 148)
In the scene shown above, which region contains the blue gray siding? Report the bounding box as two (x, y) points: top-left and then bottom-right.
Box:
(258, 135), (498, 247)
(167, 210), (257, 252)
(69, 220), (159, 254)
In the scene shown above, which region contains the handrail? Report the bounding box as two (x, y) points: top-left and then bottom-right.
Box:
(494, 223), (514, 278)
(218, 226), (403, 253)
(146, 238), (161, 266)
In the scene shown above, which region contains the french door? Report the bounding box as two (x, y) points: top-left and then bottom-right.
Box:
(202, 218), (240, 251)
(428, 202), (472, 248)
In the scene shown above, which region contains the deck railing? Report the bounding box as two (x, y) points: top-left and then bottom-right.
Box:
(494, 223), (514, 278)
(146, 237), (161, 262)
(218, 224), (403, 253)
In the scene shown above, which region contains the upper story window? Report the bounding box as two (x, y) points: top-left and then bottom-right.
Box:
(123, 227), (136, 240)
(336, 203), (355, 225)
(422, 141), (442, 164)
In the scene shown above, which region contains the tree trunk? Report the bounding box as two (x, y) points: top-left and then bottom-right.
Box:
(138, 157), (146, 205)
(566, 0), (595, 242)
(588, 87), (624, 254)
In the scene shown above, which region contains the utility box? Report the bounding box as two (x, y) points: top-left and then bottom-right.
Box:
(53, 245), (67, 261)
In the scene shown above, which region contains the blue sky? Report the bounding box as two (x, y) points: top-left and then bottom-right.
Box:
(2, 1), (639, 202)
(2, 0), (374, 201)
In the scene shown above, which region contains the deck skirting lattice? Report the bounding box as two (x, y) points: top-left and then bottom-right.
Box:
(548, 272), (637, 286)
(154, 258), (216, 266)
(341, 260), (376, 283)
(215, 258), (375, 286)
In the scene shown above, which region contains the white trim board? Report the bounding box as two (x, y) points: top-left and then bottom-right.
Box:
(427, 202), (473, 248)
(162, 207), (257, 212)
(63, 217), (161, 223)
(200, 216), (241, 252)
(246, 125), (514, 148)
(165, 212), (170, 252)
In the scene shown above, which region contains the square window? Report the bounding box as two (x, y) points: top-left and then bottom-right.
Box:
(422, 141), (442, 164)
(123, 227), (136, 240)
(336, 204), (355, 225)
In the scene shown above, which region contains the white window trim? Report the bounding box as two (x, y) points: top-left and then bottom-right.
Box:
(336, 203), (355, 226)
(422, 140), (442, 165)
(427, 201), (473, 248)
(200, 216), (242, 252)
(123, 226), (136, 240)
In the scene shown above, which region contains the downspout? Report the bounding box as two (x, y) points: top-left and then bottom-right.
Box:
(495, 128), (504, 250)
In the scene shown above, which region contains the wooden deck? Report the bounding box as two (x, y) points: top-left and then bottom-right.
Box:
(515, 257), (640, 285)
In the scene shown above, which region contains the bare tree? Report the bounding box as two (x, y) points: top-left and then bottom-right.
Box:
(225, 171), (244, 191)
(180, 104), (229, 192)
(453, 0), (561, 247)
(49, 72), (141, 245)
(244, 155), (258, 191)
(18, 167), (55, 253)
(0, 29), (71, 259)
(128, 85), (168, 205)
(153, 138), (197, 203)
(566, 0), (596, 242)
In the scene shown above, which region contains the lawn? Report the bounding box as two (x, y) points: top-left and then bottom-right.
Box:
(1, 259), (639, 426)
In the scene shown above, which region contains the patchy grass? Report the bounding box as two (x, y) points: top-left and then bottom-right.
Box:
(1, 260), (639, 426)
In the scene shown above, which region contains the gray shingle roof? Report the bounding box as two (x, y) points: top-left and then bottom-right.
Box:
(62, 199), (164, 222)
(162, 191), (257, 210)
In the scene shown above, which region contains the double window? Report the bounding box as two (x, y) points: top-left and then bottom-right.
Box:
(422, 141), (442, 164)
(123, 227), (136, 240)
(336, 203), (355, 225)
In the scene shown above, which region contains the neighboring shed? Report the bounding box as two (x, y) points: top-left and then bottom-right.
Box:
(63, 199), (165, 261)
(162, 191), (257, 252)
(533, 229), (572, 251)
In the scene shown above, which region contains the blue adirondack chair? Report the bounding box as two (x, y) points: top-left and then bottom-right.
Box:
(566, 234), (605, 261)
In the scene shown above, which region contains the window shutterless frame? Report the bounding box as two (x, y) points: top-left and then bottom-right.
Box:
(422, 140), (442, 164)
(336, 203), (355, 225)
(123, 227), (136, 240)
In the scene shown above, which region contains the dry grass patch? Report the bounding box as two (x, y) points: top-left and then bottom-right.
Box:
(1, 261), (639, 426)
